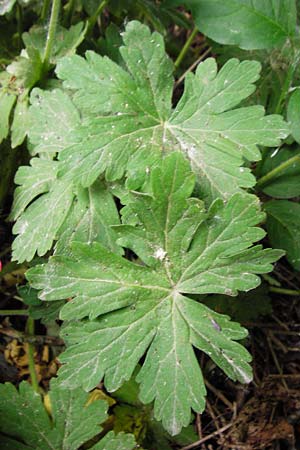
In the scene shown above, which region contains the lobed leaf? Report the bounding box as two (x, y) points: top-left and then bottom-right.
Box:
(28, 152), (283, 435)
(12, 21), (289, 262)
(0, 379), (135, 450)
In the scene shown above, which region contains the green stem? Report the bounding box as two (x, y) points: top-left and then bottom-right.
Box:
(256, 155), (300, 188)
(174, 26), (198, 69)
(16, 3), (23, 50)
(86, 0), (108, 37)
(262, 273), (281, 287)
(41, 0), (51, 21)
(43, 0), (61, 69)
(275, 48), (300, 114)
(26, 317), (40, 393)
(270, 286), (300, 296)
(63, 0), (76, 27)
(0, 309), (29, 316)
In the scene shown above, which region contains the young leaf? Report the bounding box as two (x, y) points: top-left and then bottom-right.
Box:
(27, 152), (283, 435)
(168, 0), (297, 50)
(0, 379), (136, 450)
(22, 23), (86, 65)
(265, 199), (300, 270)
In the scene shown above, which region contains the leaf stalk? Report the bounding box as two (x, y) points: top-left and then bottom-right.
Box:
(174, 26), (198, 69)
(43, 0), (61, 69)
(86, 0), (108, 37)
(256, 155), (300, 187)
(26, 317), (40, 393)
(0, 309), (29, 316)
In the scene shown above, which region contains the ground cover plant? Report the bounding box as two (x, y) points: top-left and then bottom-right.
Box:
(1, 1), (300, 449)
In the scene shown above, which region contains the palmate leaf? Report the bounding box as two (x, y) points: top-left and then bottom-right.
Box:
(33, 21), (287, 199)
(27, 153), (283, 435)
(11, 20), (288, 262)
(0, 379), (135, 450)
(10, 158), (121, 262)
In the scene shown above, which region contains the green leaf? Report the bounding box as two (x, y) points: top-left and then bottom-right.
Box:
(11, 94), (30, 148)
(0, 0), (16, 15)
(91, 430), (136, 450)
(10, 158), (122, 262)
(0, 90), (16, 143)
(0, 379), (131, 450)
(0, 436), (30, 450)
(10, 158), (59, 220)
(287, 88), (300, 144)
(265, 199), (300, 270)
(18, 284), (65, 322)
(27, 152), (283, 435)
(202, 284), (272, 322)
(168, 0), (297, 50)
(258, 146), (300, 198)
(12, 21), (288, 263)
(28, 88), (81, 156)
(55, 180), (122, 257)
(12, 178), (74, 263)
(22, 23), (86, 65)
(35, 21), (287, 201)
(7, 46), (43, 90)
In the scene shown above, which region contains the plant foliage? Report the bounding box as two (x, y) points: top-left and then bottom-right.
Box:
(168, 0), (297, 50)
(0, 379), (136, 450)
(2, 0), (298, 444)
(27, 152), (283, 434)
(10, 21), (288, 262)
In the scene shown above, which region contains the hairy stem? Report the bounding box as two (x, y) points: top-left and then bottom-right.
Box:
(41, 0), (51, 21)
(86, 0), (108, 36)
(256, 155), (300, 187)
(270, 286), (300, 296)
(16, 3), (23, 50)
(63, 0), (76, 27)
(0, 309), (29, 316)
(174, 26), (198, 69)
(26, 317), (40, 393)
(43, 0), (61, 69)
(275, 48), (300, 114)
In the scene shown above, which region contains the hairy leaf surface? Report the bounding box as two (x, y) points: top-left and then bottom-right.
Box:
(52, 22), (287, 199)
(28, 153), (283, 435)
(11, 20), (288, 262)
(0, 379), (135, 450)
